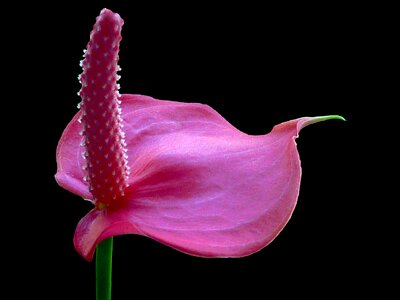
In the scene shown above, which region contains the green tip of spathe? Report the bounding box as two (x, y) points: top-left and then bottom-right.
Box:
(316, 115), (346, 122)
(301, 115), (346, 129)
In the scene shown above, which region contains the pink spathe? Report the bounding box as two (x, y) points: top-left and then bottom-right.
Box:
(55, 9), (344, 261)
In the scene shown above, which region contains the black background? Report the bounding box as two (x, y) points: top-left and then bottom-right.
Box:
(5, 1), (383, 299)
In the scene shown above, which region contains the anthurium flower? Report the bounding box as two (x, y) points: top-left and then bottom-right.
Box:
(55, 8), (344, 261)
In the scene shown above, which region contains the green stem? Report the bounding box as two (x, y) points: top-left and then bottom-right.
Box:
(96, 238), (113, 300)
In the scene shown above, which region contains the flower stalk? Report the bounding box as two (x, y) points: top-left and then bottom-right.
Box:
(96, 238), (113, 300)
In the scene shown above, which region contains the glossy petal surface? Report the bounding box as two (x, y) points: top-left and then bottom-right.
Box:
(56, 94), (343, 260)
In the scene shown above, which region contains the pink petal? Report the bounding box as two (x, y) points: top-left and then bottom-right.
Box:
(56, 94), (343, 261)
(55, 112), (93, 201)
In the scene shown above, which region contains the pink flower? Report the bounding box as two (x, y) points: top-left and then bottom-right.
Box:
(55, 8), (344, 261)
